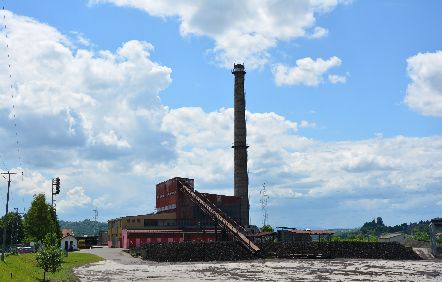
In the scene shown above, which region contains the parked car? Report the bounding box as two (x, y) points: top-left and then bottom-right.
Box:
(17, 246), (34, 254)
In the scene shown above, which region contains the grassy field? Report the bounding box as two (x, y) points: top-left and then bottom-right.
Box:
(0, 251), (102, 281)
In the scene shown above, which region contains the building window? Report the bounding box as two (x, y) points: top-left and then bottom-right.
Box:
(144, 219), (158, 227)
(137, 219), (141, 223)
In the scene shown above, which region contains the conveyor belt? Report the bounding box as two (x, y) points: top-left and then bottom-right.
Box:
(178, 181), (260, 254)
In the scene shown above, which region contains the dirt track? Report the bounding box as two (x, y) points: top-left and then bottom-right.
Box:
(75, 247), (442, 281)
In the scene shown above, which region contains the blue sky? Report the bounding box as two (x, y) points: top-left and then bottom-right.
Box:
(1, 0), (441, 228)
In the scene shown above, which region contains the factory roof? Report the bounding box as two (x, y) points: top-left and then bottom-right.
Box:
(288, 230), (334, 235)
(125, 229), (217, 234)
(248, 232), (275, 237)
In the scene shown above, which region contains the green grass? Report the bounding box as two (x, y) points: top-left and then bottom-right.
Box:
(0, 252), (102, 281)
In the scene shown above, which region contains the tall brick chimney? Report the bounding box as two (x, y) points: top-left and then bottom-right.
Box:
(232, 63), (249, 226)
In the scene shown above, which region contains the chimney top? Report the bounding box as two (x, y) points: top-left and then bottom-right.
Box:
(232, 63), (246, 74)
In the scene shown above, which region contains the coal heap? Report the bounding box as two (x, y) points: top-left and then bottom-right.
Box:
(140, 241), (254, 262)
(136, 241), (421, 262)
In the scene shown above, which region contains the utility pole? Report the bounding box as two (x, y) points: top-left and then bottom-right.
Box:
(93, 209), (98, 236)
(1, 171), (17, 261)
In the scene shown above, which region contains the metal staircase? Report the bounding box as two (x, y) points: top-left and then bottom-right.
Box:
(178, 181), (260, 254)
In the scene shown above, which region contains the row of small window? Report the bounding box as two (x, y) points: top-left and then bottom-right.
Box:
(144, 219), (176, 227)
(157, 191), (177, 199)
(156, 204), (176, 212)
(126, 218), (141, 223)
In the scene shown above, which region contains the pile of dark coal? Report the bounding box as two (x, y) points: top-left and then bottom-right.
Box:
(136, 241), (421, 262)
(139, 241), (254, 262)
(259, 242), (421, 260)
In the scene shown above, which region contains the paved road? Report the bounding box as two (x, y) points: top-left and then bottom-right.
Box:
(80, 247), (144, 265)
(74, 247), (442, 281)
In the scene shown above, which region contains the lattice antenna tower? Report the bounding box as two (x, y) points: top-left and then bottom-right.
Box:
(259, 183), (269, 227)
(2, 2), (24, 174)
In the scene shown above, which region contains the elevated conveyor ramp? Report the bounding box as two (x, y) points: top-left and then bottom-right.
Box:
(178, 181), (260, 254)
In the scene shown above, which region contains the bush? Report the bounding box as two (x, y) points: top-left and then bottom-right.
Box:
(413, 231), (430, 241)
(36, 233), (63, 281)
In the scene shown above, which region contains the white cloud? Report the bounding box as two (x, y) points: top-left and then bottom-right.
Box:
(92, 194), (115, 209)
(57, 186), (92, 211)
(328, 74), (347, 84)
(0, 11), (175, 166)
(15, 169), (51, 198)
(405, 50), (442, 117)
(266, 188), (303, 199)
(341, 198), (391, 210)
(157, 107), (442, 205)
(0, 11), (176, 218)
(300, 120), (316, 128)
(89, 0), (349, 69)
(272, 56), (344, 86)
(309, 26), (329, 39)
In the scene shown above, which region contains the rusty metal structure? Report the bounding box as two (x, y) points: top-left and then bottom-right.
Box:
(178, 180), (260, 254)
(232, 63), (249, 226)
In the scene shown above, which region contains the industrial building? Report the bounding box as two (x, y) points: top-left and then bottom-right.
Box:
(108, 177), (245, 248)
(430, 218), (442, 257)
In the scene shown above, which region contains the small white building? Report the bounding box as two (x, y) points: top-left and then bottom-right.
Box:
(379, 233), (405, 244)
(61, 235), (78, 251)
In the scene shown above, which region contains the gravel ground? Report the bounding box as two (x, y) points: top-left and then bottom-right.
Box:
(75, 247), (442, 281)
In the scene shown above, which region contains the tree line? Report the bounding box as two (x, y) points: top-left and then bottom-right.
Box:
(59, 219), (107, 236)
(332, 217), (434, 242)
(0, 194), (61, 248)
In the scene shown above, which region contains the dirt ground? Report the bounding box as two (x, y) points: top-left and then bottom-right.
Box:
(75, 247), (442, 281)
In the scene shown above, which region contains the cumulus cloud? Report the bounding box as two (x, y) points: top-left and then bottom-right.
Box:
(273, 56), (344, 86)
(0, 11), (175, 169)
(14, 169), (51, 198)
(89, 0), (349, 69)
(309, 26), (329, 39)
(328, 74), (347, 84)
(57, 186), (92, 211)
(300, 120), (316, 128)
(405, 50), (442, 117)
(156, 107), (442, 206)
(0, 11), (177, 218)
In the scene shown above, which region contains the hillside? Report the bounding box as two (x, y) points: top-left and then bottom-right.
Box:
(59, 219), (107, 236)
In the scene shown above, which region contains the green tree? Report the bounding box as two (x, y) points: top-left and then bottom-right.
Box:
(36, 233), (63, 281)
(59, 219), (108, 236)
(260, 224), (274, 232)
(360, 217), (388, 237)
(376, 217), (384, 226)
(23, 194), (59, 243)
(0, 212), (24, 248)
(413, 231), (430, 241)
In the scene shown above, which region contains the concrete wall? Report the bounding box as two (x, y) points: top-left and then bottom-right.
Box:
(379, 234), (405, 244)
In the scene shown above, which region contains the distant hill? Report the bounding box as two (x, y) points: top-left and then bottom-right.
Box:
(59, 219), (107, 236)
(334, 217), (431, 240)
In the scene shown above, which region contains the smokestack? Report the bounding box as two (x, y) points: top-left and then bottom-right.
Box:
(232, 63), (249, 226)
